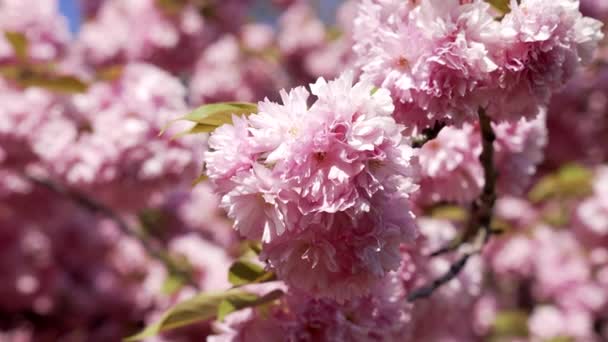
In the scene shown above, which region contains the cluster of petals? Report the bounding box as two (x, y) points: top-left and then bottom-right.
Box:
(78, 0), (250, 73)
(408, 218), (484, 341)
(353, 0), (604, 127)
(0, 0), (71, 64)
(158, 184), (237, 248)
(0, 171), (236, 340)
(545, 66), (608, 166)
(483, 224), (608, 341)
(40, 63), (199, 210)
(213, 256), (409, 341)
(0, 182), (150, 340)
(188, 24), (287, 105)
(492, 112), (548, 195)
(414, 114), (547, 205)
(210, 217), (486, 342)
(0, 0), (606, 340)
(353, 0), (503, 126)
(277, 1), (357, 85)
(490, 0), (605, 120)
(204, 72), (419, 301)
(0, 80), (74, 169)
(481, 175), (608, 341)
(209, 277), (412, 342)
(576, 166), (608, 243)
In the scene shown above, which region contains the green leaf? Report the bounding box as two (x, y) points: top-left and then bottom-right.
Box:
(248, 242), (262, 256)
(326, 27), (343, 42)
(23, 74), (88, 93)
(0, 66), (89, 93)
(162, 102), (258, 136)
(430, 205), (469, 222)
(490, 217), (512, 234)
(228, 260), (271, 286)
(181, 102), (257, 124)
(4, 31), (28, 61)
(491, 310), (529, 338)
(125, 288), (283, 341)
(529, 164), (593, 203)
(234, 241), (263, 260)
(216, 298), (239, 322)
(191, 173), (208, 187)
(541, 204), (570, 227)
(545, 337), (574, 342)
(485, 0), (511, 15)
(529, 176), (558, 203)
(216, 289), (283, 321)
(170, 123), (218, 139)
(161, 274), (186, 295)
(96, 65), (124, 81)
(557, 164), (593, 197)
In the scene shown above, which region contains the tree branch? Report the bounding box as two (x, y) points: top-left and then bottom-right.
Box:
(408, 108), (497, 302)
(412, 121), (446, 148)
(23, 173), (201, 291)
(408, 225), (490, 302)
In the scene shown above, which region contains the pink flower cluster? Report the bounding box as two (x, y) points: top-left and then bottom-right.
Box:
(576, 167), (608, 243)
(188, 24), (287, 105)
(277, 1), (357, 85)
(1, 0), (607, 340)
(0, 80), (71, 169)
(78, 0), (250, 73)
(546, 66), (608, 166)
(354, 0), (604, 127)
(414, 114), (547, 205)
(209, 217), (486, 341)
(42, 63), (200, 210)
(0, 0), (71, 64)
(204, 72), (420, 301)
(209, 276), (411, 342)
(0, 169), (235, 340)
(478, 177), (608, 341)
(0, 1), (241, 339)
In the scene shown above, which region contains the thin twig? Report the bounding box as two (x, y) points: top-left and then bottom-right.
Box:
(408, 108), (497, 302)
(429, 238), (462, 257)
(408, 228), (489, 301)
(407, 254), (471, 301)
(428, 109), (497, 257)
(412, 121), (446, 148)
(23, 173), (201, 290)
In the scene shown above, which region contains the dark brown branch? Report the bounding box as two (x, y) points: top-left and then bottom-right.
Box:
(429, 238), (462, 257)
(454, 108), (497, 245)
(23, 173), (201, 290)
(407, 228), (490, 302)
(412, 121), (446, 148)
(474, 108), (497, 236)
(408, 109), (497, 302)
(408, 252), (471, 301)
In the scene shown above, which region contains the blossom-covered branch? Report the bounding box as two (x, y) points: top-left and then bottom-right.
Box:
(22, 173), (201, 290)
(1, 0), (606, 340)
(408, 108), (497, 302)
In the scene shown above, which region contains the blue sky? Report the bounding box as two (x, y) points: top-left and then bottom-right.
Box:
(58, 0), (342, 33)
(59, 0), (81, 32)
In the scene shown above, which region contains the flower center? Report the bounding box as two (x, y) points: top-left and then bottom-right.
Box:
(396, 56), (410, 70)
